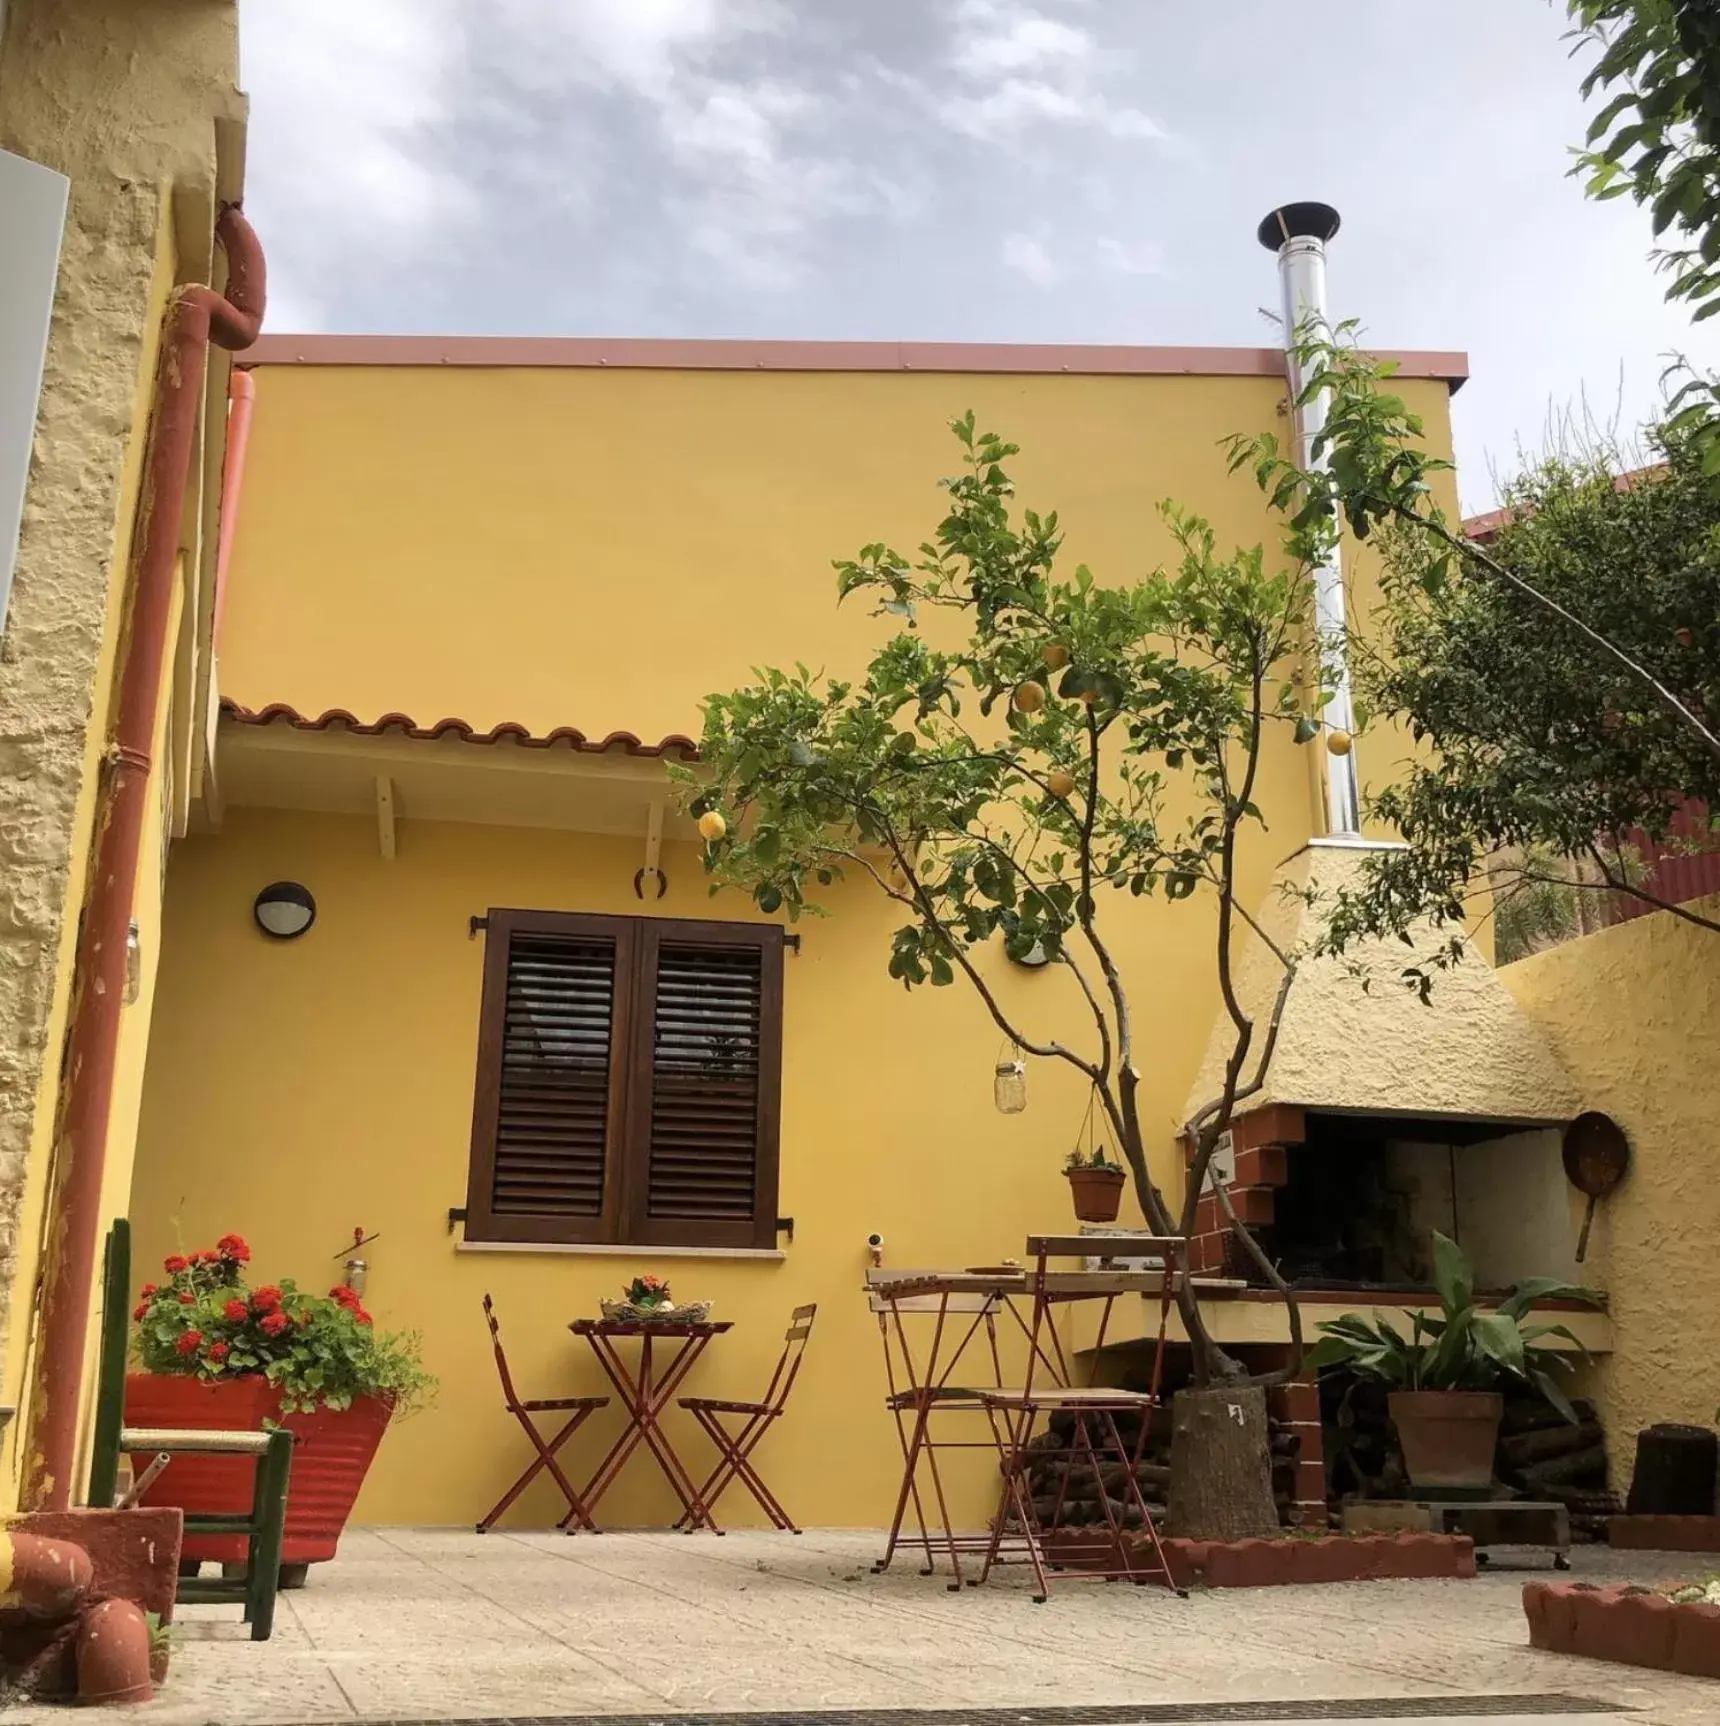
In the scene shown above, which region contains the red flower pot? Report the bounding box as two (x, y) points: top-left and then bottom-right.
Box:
(123, 1374), (391, 1566)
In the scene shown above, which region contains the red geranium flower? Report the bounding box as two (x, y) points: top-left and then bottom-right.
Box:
(250, 1286), (282, 1313)
(207, 1341), (229, 1363)
(131, 1303), (148, 1322)
(178, 1291), (196, 1305)
(216, 1233), (251, 1264)
(355, 1310), (373, 1326)
(223, 1299), (248, 1322)
(139, 1283), (158, 1298)
(330, 1285), (359, 1308)
(175, 1331), (203, 1356)
(163, 1255), (188, 1274)
(260, 1311), (291, 1338)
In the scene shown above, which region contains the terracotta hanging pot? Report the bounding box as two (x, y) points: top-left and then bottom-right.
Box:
(1388, 1389), (1504, 1491)
(1066, 1165), (1126, 1224)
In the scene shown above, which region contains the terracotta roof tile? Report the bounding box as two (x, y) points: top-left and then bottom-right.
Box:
(219, 700), (699, 759)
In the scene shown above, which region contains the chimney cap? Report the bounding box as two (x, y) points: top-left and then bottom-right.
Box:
(1257, 202), (1342, 251)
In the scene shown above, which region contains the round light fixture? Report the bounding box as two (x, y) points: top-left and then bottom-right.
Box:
(1009, 938), (1052, 970)
(254, 881), (316, 940)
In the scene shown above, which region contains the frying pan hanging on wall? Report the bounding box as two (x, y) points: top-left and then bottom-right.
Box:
(1561, 1111), (1631, 1264)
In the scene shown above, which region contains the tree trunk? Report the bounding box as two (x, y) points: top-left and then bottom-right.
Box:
(1167, 1384), (1279, 1541)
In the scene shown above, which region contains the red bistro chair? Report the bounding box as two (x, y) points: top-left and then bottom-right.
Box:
(477, 1294), (609, 1533)
(678, 1304), (817, 1533)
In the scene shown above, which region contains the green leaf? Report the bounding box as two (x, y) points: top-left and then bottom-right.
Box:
(1430, 1230), (1473, 1315)
(1469, 1311), (1527, 1378)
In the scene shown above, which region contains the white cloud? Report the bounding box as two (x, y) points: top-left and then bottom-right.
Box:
(240, 0), (468, 328)
(954, 13), (1090, 78)
(1096, 235), (1166, 277)
(1002, 232), (1060, 287)
(939, 0), (1171, 145)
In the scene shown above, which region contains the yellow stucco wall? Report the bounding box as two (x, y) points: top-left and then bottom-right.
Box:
(131, 807), (1133, 1527)
(0, 0), (239, 1503)
(0, 204), (181, 1508)
(128, 358), (1460, 1526)
(219, 365), (1454, 762)
(1502, 903), (1720, 1486)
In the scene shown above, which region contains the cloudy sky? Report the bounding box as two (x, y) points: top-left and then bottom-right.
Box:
(239, 0), (1720, 512)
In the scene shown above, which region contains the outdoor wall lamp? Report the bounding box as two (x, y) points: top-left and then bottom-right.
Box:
(253, 881), (316, 940)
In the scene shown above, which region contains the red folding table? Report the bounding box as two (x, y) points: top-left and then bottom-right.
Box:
(567, 1317), (732, 1531)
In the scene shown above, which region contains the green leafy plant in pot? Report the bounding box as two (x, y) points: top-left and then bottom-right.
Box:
(1064, 1146), (1126, 1224)
(1304, 1230), (1598, 1492)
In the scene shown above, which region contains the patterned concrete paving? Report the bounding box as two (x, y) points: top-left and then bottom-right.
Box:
(17, 1530), (1720, 1726)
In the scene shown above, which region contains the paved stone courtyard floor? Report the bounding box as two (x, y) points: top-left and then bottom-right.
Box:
(20, 1530), (1720, 1726)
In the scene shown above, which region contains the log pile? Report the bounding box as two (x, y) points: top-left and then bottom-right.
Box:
(1497, 1396), (1620, 1541)
(1013, 1402), (1301, 1530)
(1325, 1380), (1617, 1542)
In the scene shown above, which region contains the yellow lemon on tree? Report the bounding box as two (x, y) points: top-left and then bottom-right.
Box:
(1325, 728), (1353, 757)
(1042, 643), (1070, 670)
(1047, 767), (1076, 798)
(697, 810), (728, 841)
(1013, 682), (1046, 714)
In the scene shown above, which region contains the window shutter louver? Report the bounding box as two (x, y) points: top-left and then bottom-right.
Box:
(492, 932), (616, 1216)
(646, 941), (764, 1223)
(467, 911), (781, 1249)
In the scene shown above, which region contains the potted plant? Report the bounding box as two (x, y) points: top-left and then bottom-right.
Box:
(1064, 1147), (1127, 1224)
(125, 1234), (434, 1576)
(1304, 1230), (1597, 1493)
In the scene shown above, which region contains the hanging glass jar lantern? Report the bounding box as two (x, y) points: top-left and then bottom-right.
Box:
(994, 1046), (1027, 1114)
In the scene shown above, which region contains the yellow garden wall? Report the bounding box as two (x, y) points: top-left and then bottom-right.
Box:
(1502, 903), (1720, 1482)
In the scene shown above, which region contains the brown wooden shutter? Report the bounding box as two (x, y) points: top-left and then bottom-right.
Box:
(464, 911), (634, 1244)
(626, 921), (783, 1249)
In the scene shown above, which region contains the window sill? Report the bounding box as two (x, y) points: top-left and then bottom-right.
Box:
(454, 1238), (786, 1262)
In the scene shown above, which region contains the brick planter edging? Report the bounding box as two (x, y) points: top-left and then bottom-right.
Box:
(1047, 1530), (1475, 1588)
(1524, 1581), (1720, 1679)
(1610, 1514), (1720, 1551)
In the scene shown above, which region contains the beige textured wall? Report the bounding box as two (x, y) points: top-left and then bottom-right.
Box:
(1502, 902), (1720, 1486)
(0, 0), (237, 1448)
(1184, 841), (1581, 1125)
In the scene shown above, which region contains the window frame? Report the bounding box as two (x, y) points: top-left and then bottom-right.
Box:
(463, 908), (784, 1250)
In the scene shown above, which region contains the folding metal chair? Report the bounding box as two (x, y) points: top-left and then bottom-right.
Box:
(477, 1293), (608, 1532)
(678, 1303), (816, 1533)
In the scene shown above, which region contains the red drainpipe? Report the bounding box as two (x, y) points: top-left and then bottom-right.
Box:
(211, 367), (255, 652)
(22, 206), (266, 1512)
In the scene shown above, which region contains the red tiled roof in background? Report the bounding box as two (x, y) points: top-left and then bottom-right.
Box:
(1463, 464), (1668, 544)
(219, 700), (699, 759)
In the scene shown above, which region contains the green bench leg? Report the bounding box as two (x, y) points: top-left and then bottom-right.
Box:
(243, 1430), (293, 1640)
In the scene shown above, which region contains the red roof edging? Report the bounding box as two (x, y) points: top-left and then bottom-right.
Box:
(238, 334), (1469, 389)
(219, 700), (700, 759)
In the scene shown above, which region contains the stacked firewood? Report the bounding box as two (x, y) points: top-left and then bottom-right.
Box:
(1324, 1379), (1617, 1541)
(1015, 1402), (1300, 1530)
(1496, 1395), (1620, 1542)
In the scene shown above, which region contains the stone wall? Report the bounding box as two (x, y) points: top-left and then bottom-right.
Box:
(0, 0), (237, 1429)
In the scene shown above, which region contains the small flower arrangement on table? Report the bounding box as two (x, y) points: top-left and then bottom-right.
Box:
(599, 1274), (712, 1324)
(132, 1233), (433, 1415)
